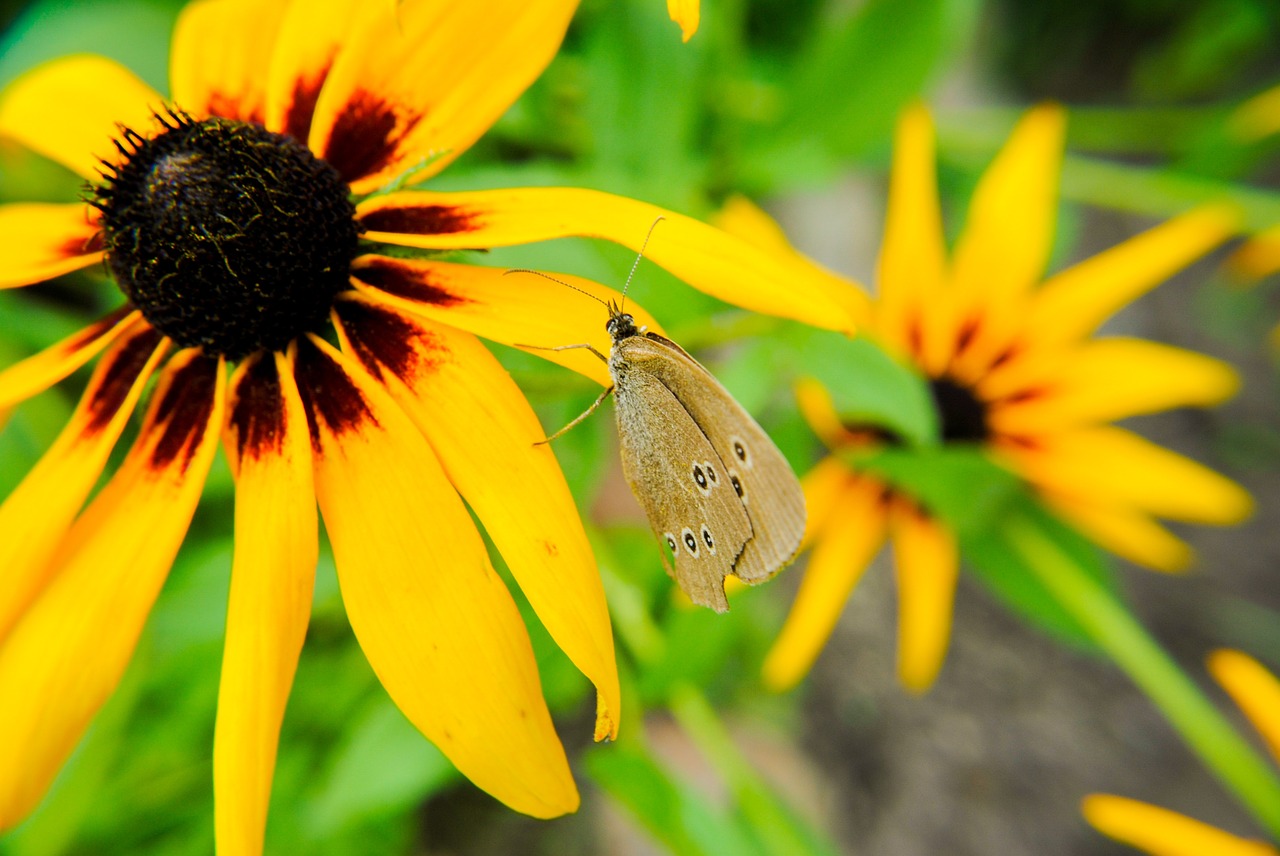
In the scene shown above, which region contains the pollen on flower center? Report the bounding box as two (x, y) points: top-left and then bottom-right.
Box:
(93, 112), (360, 359)
(929, 377), (990, 443)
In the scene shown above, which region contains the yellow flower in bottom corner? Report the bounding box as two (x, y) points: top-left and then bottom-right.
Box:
(715, 103), (1253, 694)
(1083, 650), (1280, 856)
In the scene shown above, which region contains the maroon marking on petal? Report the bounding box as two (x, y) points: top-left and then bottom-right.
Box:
(148, 354), (220, 471)
(998, 386), (1050, 406)
(352, 257), (466, 307)
(323, 89), (423, 185)
(293, 337), (378, 452)
(228, 354), (288, 462)
(1002, 434), (1041, 451)
(282, 60), (333, 144)
(335, 299), (445, 384)
(57, 230), (105, 260)
(905, 314), (924, 360)
(207, 92), (263, 125)
(358, 204), (475, 236)
(954, 316), (980, 355)
(83, 324), (164, 436)
(989, 344), (1021, 371)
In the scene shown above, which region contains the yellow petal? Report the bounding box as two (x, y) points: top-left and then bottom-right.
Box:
(214, 350), (317, 856)
(1082, 794), (1278, 856)
(876, 103), (950, 372)
(0, 55), (161, 179)
(355, 188), (858, 332)
(1207, 649), (1280, 766)
(1229, 222), (1280, 281)
(0, 351), (224, 831)
(1031, 205), (1238, 345)
(1006, 426), (1252, 527)
(262, 0), (365, 140)
(0, 203), (104, 289)
(667, 0), (700, 41)
(762, 478), (888, 691)
(332, 296), (619, 741)
(889, 500), (958, 693)
(0, 322), (165, 643)
(1041, 490), (1193, 572)
(795, 377), (853, 450)
(947, 105), (1066, 376)
(0, 307), (141, 409)
(293, 335), (577, 818)
(170, 0), (288, 123)
(349, 256), (664, 388)
(1229, 83), (1280, 141)
(988, 339), (1240, 435)
(798, 455), (857, 551)
(712, 195), (870, 328)
(309, 0), (577, 191)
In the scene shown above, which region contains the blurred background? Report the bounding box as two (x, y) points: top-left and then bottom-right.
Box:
(1, 0), (1279, 853)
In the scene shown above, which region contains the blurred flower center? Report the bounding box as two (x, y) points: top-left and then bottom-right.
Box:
(93, 113), (360, 359)
(929, 377), (989, 442)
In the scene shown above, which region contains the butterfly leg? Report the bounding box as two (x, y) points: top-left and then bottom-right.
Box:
(537, 384), (615, 445)
(517, 342), (609, 363)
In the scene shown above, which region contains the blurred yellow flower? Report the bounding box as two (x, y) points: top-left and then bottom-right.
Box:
(717, 104), (1250, 693)
(668, 0), (700, 41)
(1083, 650), (1280, 856)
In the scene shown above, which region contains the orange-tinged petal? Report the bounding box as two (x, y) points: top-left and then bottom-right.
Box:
(1031, 205), (1238, 345)
(1229, 222), (1280, 281)
(0, 203), (104, 289)
(889, 500), (957, 693)
(1006, 426), (1251, 526)
(1082, 794), (1278, 856)
(309, 0), (576, 191)
(0, 307), (140, 409)
(0, 55), (161, 178)
(1207, 649), (1280, 766)
(876, 104), (949, 371)
(332, 296), (620, 741)
(0, 350), (224, 831)
(988, 339), (1239, 434)
(712, 195), (870, 328)
(0, 322), (165, 643)
(262, 0), (365, 140)
(667, 0), (700, 41)
(170, 0), (288, 123)
(763, 478), (888, 691)
(293, 335), (577, 818)
(355, 188), (858, 332)
(214, 351), (317, 856)
(1042, 490), (1193, 572)
(799, 455), (857, 551)
(349, 256), (664, 387)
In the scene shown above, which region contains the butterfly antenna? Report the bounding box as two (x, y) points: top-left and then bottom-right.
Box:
(620, 215), (665, 315)
(503, 268), (611, 309)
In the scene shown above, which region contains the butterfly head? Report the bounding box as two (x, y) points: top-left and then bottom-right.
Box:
(605, 305), (640, 342)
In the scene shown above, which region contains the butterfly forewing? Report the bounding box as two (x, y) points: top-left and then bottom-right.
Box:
(612, 366), (752, 612)
(618, 334), (806, 583)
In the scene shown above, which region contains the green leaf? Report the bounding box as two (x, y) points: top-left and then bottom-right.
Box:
(855, 445), (1020, 535)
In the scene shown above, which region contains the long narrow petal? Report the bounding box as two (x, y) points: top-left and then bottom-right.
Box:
(889, 501), (958, 693)
(0, 204), (104, 289)
(214, 350), (317, 856)
(0, 307), (140, 409)
(308, 0), (576, 191)
(988, 339), (1239, 434)
(0, 350), (224, 831)
(333, 296), (619, 741)
(1082, 794), (1277, 856)
(356, 188), (858, 332)
(762, 478), (888, 691)
(1031, 205), (1238, 345)
(349, 256), (664, 387)
(0, 56), (161, 178)
(667, 0), (700, 41)
(794, 377), (859, 451)
(262, 0), (363, 140)
(1041, 490), (1193, 572)
(798, 455), (857, 551)
(170, 0), (289, 123)
(0, 322), (166, 642)
(1229, 223), (1280, 281)
(876, 104), (950, 372)
(1207, 649), (1280, 765)
(293, 335), (577, 818)
(1004, 426), (1252, 526)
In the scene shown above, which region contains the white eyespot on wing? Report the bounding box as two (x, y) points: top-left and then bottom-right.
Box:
(728, 469), (747, 505)
(691, 461), (712, 496)
(700, 524), (717, 556)
(681, 527), (700, 557)
(729, 435), (753, 470)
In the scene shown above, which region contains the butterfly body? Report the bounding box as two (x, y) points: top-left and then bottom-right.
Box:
(605, 309), (805, 612)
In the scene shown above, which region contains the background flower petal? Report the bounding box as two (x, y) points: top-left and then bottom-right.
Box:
(1207, 649), (1280, 766)
(890, 501), (958, 693)
(0, 204), (104, 289)
(667, 0), (700, 41)
(170, 0), (288, 123)
(1082, 794), (1277, 856)
(1039, 490), (1193, 572)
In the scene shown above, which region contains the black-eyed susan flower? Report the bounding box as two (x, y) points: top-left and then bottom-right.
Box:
(716, 104), (1250, 693)
(0, 0), (855, 847)
(1083, 649), (1280, 856)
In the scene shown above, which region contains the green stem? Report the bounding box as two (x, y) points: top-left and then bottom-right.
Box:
(1006, 515), (1280, 839)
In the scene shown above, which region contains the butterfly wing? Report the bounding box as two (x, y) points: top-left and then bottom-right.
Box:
(621, 333), (805, 583)
(612, 366), (753, 612)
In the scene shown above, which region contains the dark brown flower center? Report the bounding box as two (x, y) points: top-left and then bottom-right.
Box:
(92, 112), (360, 359)
(929, 376), (989, 443)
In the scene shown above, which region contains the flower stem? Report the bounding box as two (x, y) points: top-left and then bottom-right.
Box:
(1005, 514), (1280, 839)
